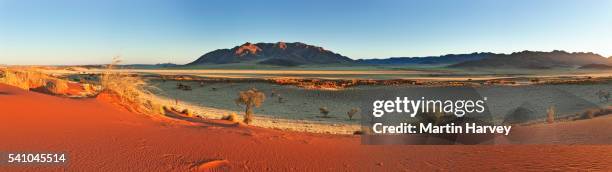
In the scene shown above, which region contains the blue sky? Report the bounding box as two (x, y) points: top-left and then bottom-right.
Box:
(1, 0), (611, 65)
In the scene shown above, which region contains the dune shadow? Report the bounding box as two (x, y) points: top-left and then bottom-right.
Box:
(0, 91), (12, 95)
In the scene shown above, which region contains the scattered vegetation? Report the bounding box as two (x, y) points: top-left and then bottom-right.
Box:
(576, 107), (612, 120)
(235, 88), (265, 124)
(544, 106), (612, 122)
(0, 68), (48, 90)
(597, 90), (610, 102)
(176, 82), (192, 91)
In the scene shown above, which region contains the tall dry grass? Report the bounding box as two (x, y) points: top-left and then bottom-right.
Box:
(0, 63), (166, 116)
(0, 67), (69, 95)
(0, 68), (46, 90)
(99, 58), (165, 115)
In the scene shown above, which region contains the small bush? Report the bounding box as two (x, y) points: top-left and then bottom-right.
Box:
(221, 113), (239, 122)
(319, 107), (330, 117)
(277, 96), (284, 103)
(45, 79), (69, 95)
(546, 106), (555, 124)
(583, 109), (596, 119)
(595, 107), (612, 117)
(347, 108), (359, 120)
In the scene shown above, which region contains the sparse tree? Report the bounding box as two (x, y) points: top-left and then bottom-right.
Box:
(319, 107), (330, 117)
(235, 88), (265, 124)
(347, 108), (359, 120)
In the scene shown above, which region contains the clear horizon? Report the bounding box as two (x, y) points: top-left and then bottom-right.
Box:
(1, 0), (611, 65)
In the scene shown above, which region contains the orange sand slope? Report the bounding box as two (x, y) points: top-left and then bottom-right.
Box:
(0, 84), (610, 171)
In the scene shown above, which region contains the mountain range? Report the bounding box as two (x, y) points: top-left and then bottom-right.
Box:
(450, 50), (612, 69)
(355, 52), (494, 65)
(187, 42), (352, 66)
(187, 42), (612, 69)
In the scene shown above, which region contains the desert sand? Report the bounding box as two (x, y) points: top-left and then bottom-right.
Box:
(0, 83), (611, 171)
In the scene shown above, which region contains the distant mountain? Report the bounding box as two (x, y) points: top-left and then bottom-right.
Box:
(356, 52), (494, 65)
(579, 64), (612, 70)
(122, 63), (179, 68)
(450, 50), (612, 69)
(187, 42), (353, 66)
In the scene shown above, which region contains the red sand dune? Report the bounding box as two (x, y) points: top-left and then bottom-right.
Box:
(0, 84), (611, 171)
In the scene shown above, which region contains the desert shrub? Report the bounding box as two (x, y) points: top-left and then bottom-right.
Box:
(82, 83), (100, 94)
(277, 96), (284, 103)
(577, 107), (611, 120)
(546, 106), (555, 124)
(595, 107), (612, 117)
(221, 113), (239, 122)
(235, 88), (265, 124)
(181, 109), (194, 117)
(416, 109), (448, 125)
(583, 109), (596, 119)
(45, 79), (69, 95)
(347, 108), (359, 120)
(99, 58), (164, 115)
(319, 107), (330, 117)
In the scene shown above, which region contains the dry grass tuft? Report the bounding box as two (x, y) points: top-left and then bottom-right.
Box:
(546, 106), (555, 124)
(99, 58), (164, 115)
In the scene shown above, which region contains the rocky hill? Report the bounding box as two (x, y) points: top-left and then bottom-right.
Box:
(187, 42), (353, 66)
